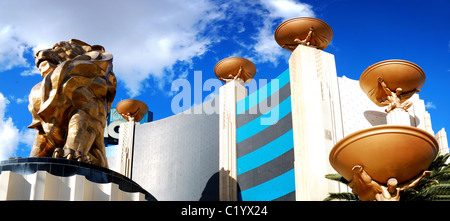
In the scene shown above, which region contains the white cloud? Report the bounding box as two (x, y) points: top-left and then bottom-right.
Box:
(0, 0), (223, 97)
(8, 94), (28, 104)
(425, 101), (437, 110)
(251, 0), (315, 64)
(20, 67), (40, 76)
(0, 93), (19, 160)
(0, 0), (314, 97)
(19, 128), (36, 149)
(0, 93), (36, 160)
(0, 26), (30, 71)
(0, 93), (10, 124)
(0, 0), (316, 158)
(211, 0), (315, 65)
(252, 20), (288, 65)
(260, 0), (314, 19)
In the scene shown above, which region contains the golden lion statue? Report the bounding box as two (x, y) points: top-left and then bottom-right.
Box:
(28, 39), (117, 168)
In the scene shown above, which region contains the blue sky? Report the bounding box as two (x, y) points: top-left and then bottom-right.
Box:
(0, 0), (448, 160)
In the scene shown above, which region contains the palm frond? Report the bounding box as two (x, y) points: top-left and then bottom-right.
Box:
(428, 153), (450, 172)
(402, 154), (450, 201)
(325, 173), (349, 184)
(427, 195), (450, 201)
(324, 192), (359, 201)
(423, 184), (450, 196)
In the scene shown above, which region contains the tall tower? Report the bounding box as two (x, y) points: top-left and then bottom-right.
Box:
(116, 99), (149, 179)
(215, 57), (256, 201)
(275, 17), (342, 200)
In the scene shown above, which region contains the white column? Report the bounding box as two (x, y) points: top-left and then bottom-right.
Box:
(0, 170), (146, 201)
(69, 174), (85, 201)
(119, 121), (136, 179)
(386, 109), (412, 126)
(219, 80), (247, 201)
(436, 128), (449, 155)
(288, 45), (342, 200)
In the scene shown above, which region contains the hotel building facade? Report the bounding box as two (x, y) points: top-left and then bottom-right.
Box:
(106, 45), (448, 201)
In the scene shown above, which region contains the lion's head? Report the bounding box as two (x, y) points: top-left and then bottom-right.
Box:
(34, 39), (108, 77)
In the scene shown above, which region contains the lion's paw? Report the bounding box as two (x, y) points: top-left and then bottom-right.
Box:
(52, 148), (92, 164)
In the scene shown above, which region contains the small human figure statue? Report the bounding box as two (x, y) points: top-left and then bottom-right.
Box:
(378, 77), (420, 113)
(349, 165), (432, 201)
(218, 65), (249, 84)
(281, 26), (329, 51)
(294, 26), (314, 47)
(120, 113), (135, 122)
(281, 27), (315, 51)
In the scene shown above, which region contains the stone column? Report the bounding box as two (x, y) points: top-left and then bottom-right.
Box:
(288, 45), (343, 200)
(118, 120), (136, 179)
(436, 128), (449, 154)
(219, 80), (247, 201)
(386, 109), (412, 126)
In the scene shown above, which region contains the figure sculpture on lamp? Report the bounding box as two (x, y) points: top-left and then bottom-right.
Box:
(359, 60), (425, 113)
(274, 17), (333, 51)
(116, 99), (149, 122)
(214, 57), (256, 84)
(349, 165), (431, 201)
(329, 59), (438, 201)
(377, 77), (420, 113)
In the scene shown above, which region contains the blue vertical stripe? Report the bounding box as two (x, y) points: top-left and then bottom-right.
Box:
(236, 69), (290, 115)
(240, 169), (296, 201)
(235, 68), (295, 201)
(237, 129), (294, 175)
(236, 96), (291, 143)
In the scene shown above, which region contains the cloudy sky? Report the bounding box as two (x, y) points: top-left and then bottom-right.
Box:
(0, 0), (449, 160)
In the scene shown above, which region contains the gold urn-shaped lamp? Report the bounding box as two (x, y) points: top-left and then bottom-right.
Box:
(329, 60), (438, 201)
(359, 60), (425, 111)
(329, 125), (438, 185)
(274, 17), (333, 51)
(214, 57), (256, 84)
(116, 99), (148, 122)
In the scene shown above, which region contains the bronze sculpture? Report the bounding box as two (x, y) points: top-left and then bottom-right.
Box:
(330, 60), (438, 201)
(329, 125), (438, 201)
(274, 17), (333, 51)
(214, 57), (256, 84)
(329, 125), (438, 186)
(116, 99), (149, 122)
(349, 165), (431, 201)
(377, 77), (419, 112)
(359, 60), (425, 112)
(28, 39), (117, 168)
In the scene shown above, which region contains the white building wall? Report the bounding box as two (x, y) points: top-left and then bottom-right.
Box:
(337, 76), (438, 139)
(436, 128), (449, 154)
(0, 170), (145, 201)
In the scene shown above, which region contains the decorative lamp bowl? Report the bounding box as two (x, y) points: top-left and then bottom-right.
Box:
(360, 60), (425, 107)
(214, 57), (256, 83)
(274, 17), (333, 51)
(329, 125), (438, 184)
(116, 99), (148, 122)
